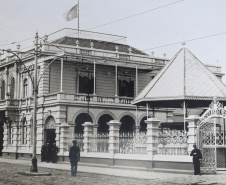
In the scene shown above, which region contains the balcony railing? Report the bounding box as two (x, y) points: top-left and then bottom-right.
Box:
(10, 93), (135, 108)
(0, 93), (135, 109)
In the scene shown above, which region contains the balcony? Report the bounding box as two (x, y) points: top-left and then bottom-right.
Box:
(35, 92), (134, 107)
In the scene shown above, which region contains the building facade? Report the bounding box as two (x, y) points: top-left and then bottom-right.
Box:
(0, 28), (224, 165)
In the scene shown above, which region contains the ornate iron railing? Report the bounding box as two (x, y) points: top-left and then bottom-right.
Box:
(65, 133), (84, 152)
(88, 133), (109, 153)
(158, 130), (188, 145)
(117, 132), (147, 154)
(157, 130), (188, 155)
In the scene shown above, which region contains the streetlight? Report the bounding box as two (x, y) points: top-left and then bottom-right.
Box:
(30, 32), (38, 172)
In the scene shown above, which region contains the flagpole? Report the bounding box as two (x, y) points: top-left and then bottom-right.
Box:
(78, 0), (79, 38)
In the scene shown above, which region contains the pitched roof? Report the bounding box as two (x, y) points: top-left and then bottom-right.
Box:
(132, 48), (226, 108)
(52, 37), (148, 56)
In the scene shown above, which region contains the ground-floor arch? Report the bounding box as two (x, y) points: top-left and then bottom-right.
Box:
(97, 114), (113, 133)
(119, 115), (135, 133)
(44, 116), (56, 146)
(74, 113), (93, 134)
(139, 116), (147, 132)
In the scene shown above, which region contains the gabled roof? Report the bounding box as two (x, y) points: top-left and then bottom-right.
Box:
(132, 48), (226, 108)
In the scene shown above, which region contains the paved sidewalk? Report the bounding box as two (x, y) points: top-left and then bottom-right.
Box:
(1, 157), (226, 184)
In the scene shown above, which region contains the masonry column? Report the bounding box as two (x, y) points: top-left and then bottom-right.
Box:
(186, 115), (200, 154)
(82, 122), (93, 153)
(107, 120), (121, 155)
(92, 124), (98, 135)
(58, 123), (70, 155)
(145, 117), (160, 157)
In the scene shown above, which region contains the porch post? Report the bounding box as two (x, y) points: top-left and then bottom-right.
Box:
(145, 117), (160, 157)
(107, 120), (121, 155)
(115, 63), (118, 97)
(93, 60), (96, 95)
(60, 58), (63, 92)
(82, 122), (93, 153)
(135, 65), (138, 96)
(185, 115), (200, 154)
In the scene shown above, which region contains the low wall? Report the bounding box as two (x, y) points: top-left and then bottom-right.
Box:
(2, 151), (193, 171)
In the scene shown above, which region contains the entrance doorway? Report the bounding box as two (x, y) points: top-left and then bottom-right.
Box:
(46, 129), (56, 145)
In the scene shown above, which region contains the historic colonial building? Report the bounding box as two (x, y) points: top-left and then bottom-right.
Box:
(0, 29), (225, 172)
(0, 28), (170, 158)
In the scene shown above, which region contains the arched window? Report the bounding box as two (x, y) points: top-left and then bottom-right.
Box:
(9, 77), (15, 99)
(21, 117), (27, 145)
(0, 80), (5, 100)
(23, 79), (28, 99)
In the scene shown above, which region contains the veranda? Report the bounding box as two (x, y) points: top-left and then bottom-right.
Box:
(59, 117), (198, 172)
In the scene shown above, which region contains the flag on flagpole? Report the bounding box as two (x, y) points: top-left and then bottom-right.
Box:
(64, 4), (78, 21)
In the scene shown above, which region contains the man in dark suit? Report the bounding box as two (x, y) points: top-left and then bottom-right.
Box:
(69, 140), (80, 176)
(190, 144), (202, 175)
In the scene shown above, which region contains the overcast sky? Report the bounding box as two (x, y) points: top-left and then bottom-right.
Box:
(1, 0), (226, 83)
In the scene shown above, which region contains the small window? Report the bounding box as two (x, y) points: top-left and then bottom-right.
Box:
(23, 79), (28, 98)
(0, 80), (5, 100)
(9, 77), (15, 99)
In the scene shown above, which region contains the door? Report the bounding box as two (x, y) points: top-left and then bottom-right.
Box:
(46, 129), (56, 145)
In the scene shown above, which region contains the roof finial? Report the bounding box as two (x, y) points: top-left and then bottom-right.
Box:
(182, 42), (186, 46)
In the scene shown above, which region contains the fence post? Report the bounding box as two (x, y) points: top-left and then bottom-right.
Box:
(145, 118), (160, 157)
(107, 120), (121, 155)
(82, 122), (93, 153)
(58, 123), (70, 155)
(186, 115), (200, 154)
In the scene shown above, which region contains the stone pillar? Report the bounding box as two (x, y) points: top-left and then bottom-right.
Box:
(133, 125), (140, 133)
(92, 124), (99, 135)
(107, 120), (121, 155)
(145, 118), (160, 157)
(82, 122), (93, 153)
(186, 115), (200, 154)
(58, 123), (70, 155)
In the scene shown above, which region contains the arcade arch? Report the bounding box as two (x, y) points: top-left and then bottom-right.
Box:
(74, 113), (93, 134)
(97, 114), (114, 133)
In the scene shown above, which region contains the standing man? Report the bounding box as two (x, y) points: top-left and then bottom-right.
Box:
(69, 140), (80, 176)
(190, 144), (202, 175)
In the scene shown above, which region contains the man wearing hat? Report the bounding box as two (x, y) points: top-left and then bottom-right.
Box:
(69, 140), (80, 176)
(190, 144), (202, 175)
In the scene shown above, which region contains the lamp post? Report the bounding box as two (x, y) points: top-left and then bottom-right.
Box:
(30, 32), (38, 172)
